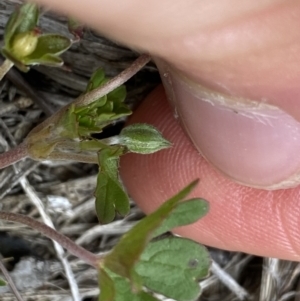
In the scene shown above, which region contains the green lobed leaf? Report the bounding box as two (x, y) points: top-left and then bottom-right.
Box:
(0, 278), (6, 286)
(4, 3), (39, 48)
(153, 198), (209, 238)
(26, 34), (72, 60)
(103, 180), (199, 283)
(99, 267), (160, 301)
(119, 124), (171, 154)
(135, 237), (210, 301)
(95, 147), (130, 224)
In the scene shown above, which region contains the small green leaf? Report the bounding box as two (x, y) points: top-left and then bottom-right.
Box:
(95, 147), (130, 224)
(15, 4), (39, 35)
(86, 69), (106, 92)
(99, 267), (159, 301)
(135, 237), (210, 301)
(24, 53), (64, 67)
(153, 198), (209, 238)
(103, 180), (199, 283)
(119, 124), (171, 154)
(0, 278), (6, 286)
(26, 34), (72, 59)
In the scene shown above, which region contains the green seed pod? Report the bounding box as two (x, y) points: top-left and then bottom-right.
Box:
(11, 31), (38, 58)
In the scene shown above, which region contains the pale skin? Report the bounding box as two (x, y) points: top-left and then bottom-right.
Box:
(34, 0), (300, 261)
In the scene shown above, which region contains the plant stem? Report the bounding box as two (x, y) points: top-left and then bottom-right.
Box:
(0, 211), (100, 268)
(75, 54), (151, 107)
(0, 142), (28, 169)
(0, 260), (24, 301)
(0, 59), (14, 81)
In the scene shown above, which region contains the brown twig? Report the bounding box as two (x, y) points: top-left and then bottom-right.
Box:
(0, 211), (100, 268)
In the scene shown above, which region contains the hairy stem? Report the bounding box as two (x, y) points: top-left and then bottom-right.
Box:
(0, 59), (14, 81)
(75, 54), (151, 107)
(0, 211), (100, 268)
(0, 142), (28, 169)
(0, 260), (24, 301)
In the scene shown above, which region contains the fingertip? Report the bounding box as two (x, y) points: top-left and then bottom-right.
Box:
(120, 85), (300, 261)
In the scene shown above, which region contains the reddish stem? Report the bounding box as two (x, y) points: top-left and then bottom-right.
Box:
(0, 211), (100, 268)
(0, 143), (28, 169)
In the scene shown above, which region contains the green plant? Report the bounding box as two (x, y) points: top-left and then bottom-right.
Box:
(0, 3), (212, 301)
(0, 181), (210, 301)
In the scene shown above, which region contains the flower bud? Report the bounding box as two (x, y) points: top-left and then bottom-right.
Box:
(11, 31), (38, 58)
(119, 124), (171, 154)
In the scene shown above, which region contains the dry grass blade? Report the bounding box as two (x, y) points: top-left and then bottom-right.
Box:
(0, 260), (24, 301)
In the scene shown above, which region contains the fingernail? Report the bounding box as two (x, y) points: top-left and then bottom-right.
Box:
(156, 59), (300, 189)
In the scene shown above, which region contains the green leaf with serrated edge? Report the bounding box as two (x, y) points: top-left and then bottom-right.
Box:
(24, 53), (63, 67)
(26, 34), (71, 59)
(0, 278), (6, 286)
(4, 3), (39, 47)
(135, 237), (210, 301)
(153, 198), (209, 238)
(103, 180), (199, 283)
(119, 124), (171, 154)
(99, 267), (159, 301)
(95, 147), (130, 223)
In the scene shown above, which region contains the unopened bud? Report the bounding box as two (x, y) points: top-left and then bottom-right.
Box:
(12, 31), (38, 57)
(119, 124), (171, 154)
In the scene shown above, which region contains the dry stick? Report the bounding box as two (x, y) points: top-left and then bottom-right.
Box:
(0, 59), (14, 81)
(0, 211), (99, 268)
(0, 260), (24, 301)
(259, 258), (280, 301)
(17, 177), (82, 301)
(211, 260), (249, 300)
